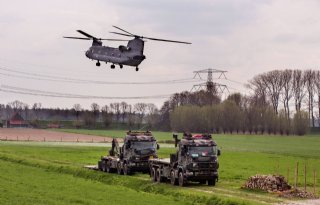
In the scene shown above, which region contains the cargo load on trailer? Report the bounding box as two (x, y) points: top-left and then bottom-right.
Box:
(149, 132), (220, 186)
(98, 131), (159, 175)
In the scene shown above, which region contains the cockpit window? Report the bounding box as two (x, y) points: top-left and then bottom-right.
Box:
(188, 146), (217, 156)
(131, 141), (156, 150)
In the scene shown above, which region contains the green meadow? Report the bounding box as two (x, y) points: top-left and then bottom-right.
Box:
(1, 130), (320, 204)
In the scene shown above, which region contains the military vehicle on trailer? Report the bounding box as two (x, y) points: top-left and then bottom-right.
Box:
(149, 132), (220, 186)
(98, 131), (158, 175)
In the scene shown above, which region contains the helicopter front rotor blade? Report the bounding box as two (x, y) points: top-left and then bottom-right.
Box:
(77, 30), (96, 39)
(63, 36), (91, 40)
(99, 38), (129, 41)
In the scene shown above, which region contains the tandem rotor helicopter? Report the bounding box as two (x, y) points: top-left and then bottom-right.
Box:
(64, 26), (191, 71)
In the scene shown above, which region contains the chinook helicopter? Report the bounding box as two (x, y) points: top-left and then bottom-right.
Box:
(64, 26), (191, 71)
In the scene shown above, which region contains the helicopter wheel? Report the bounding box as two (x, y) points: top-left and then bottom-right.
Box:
(135, 67), (139, 71)
(111, 64), (115, 69)
(96, 61), (101, 66)
(119, 64), (123, 69)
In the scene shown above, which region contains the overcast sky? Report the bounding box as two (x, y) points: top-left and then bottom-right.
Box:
(1, 0), (320, 109)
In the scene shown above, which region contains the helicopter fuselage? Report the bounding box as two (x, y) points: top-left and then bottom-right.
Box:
(85, 45), (145, 67)
(85, 38), (146, 69)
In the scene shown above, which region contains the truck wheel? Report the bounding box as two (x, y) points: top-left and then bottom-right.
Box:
(156, 168), (163, 183)
(106, 162), (111, 173)
(151, 167), (157, 182)
(208, 179), (216, 186)
(178, 172), (186, 187)
(123, 163), (131, 175)
(117, 163), (123, 175)
(170, 170), (178, 186)
(102, 162), (106, 172)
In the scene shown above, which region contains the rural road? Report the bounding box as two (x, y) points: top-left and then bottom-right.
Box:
(279, 199), (320, 205)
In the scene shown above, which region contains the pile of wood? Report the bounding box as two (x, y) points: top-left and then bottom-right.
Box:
(243, 174), (291, 192)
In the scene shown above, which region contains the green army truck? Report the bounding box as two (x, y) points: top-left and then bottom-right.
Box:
(98, 131), (159, 175)
(149, 133), (220, 186)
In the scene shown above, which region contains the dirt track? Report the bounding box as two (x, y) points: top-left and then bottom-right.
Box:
(0, 128), (114, 143)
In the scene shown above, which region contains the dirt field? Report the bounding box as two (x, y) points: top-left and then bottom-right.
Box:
(0, 128), (114, 142)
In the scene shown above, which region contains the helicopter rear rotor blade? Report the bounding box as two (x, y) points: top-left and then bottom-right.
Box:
(112, 26), (134, 36)
(110, 32), (133, 38)
(143, 37), (191, 44)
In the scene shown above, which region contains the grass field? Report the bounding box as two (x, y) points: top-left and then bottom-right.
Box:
(1, 130), (320, 204)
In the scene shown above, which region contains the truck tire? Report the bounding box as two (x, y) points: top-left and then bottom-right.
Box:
(102, 162), (107, 172)
(156, 168), (164, 183)
(123, 163), (131, 175)
(151, 167), (157, 182)
(117, 163), (123, 175)
(106, 162), (111, 173)
(170, 170), (178, 186)
(178, 172), (186, 187)
(207, 179), (216, 186)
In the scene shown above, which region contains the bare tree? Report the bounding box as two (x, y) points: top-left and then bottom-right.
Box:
(32, 103), (42, 120)
(292, 70), (306, 112)
(315, 71), (320, 125)
(110, 102), (121, 123)
(304, 70), (316, 127)
(9, 100), (25, 113)
(281, 69), (293, 120)
(91, 103), (100, 121)
(261, 70), (284, 115)
(146, 103), (159, 128)
(134, 103), (147, 127)
(120, 102), (128, 123)
(73, 103), (82, 121)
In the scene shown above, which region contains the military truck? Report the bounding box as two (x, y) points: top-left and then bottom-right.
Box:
(149, 132), (220, 186)
(98, 131), (159, 175)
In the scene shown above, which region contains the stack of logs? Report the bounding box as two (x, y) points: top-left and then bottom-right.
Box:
(243, 175), (291, 192)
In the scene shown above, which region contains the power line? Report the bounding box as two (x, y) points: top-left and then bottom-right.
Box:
(0, 84), (171, 100)
(0, 67), (203, 85)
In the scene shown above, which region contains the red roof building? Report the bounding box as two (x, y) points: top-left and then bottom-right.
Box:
(8, 112), (29, 128)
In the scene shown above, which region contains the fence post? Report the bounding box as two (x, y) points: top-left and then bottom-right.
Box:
(295, 162), (299, 189)
(287, 166), (290, 183)
(304, 164), (307, 192)
(314, 169), (316, 194)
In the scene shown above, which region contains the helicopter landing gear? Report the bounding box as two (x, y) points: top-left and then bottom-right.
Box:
(119, 64), (123, 69)
(135, 67), (139, 71)
(110, 64), (115, 69)
(96, 61), (101, 66)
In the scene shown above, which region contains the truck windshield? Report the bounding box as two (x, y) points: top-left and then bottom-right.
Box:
(188, 146), (217, 156)
(131, 141), (156, 150)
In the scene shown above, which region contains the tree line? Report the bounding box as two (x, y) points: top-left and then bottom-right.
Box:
(0, 69), (319, 135)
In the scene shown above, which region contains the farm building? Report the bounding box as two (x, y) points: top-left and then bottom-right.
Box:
(6, 112), (29, 128)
